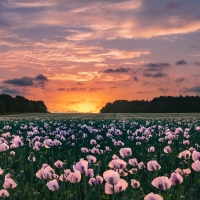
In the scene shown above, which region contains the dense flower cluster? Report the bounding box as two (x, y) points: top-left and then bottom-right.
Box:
(0, 115), (200, 199)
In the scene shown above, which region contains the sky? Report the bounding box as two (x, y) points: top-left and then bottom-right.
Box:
(0, 0), (200, 113)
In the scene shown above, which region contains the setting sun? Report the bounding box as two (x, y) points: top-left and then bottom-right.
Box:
(71, 103), (98, 113)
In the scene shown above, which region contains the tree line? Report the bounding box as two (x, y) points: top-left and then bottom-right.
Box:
(0, 94), (48, 114)
(100, 95), (200, 113)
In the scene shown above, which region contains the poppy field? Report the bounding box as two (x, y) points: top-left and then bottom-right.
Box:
(0, 113), (200, 200)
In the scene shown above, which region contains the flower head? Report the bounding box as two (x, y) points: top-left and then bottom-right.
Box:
(105, 179), (128, 194)
(103, 170), (120, 185)
(0, 189), (9, 197)
(144, 192), (163, 200)
(46, 179), (59, 191)
(151, 176), (171, 191)
(170, 173), (183, 185)
(131, 179), (140, 188)
(147, 160), (161, 171)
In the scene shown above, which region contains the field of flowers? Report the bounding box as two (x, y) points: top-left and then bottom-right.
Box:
(0, 113), (200, 200)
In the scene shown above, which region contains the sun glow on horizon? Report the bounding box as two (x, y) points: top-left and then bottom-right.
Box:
(76, 103), (98, 113)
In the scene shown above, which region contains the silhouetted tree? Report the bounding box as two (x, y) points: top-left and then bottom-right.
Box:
(0, 94), (48, 114)
(100, 95), (200, 113)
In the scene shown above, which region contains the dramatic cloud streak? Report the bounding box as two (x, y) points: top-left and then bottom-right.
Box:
(0, 0), (199, 112)
(3, 74), (48, 88)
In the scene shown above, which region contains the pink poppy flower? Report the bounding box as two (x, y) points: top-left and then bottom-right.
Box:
(0, 143), (9, 152)
(151, 176), (171, 190)
(119, 148), (132, 158)
(175, 168), (191, 175)
(129, 158), (138, 167)
(87, 155), (97, 163)
(11, 136), (24, 148)
(147, 160), (161, 171)
(108, 159), (126, 170)
(144, 192), (163, 200)
(103, 170), (120, 185)
(36, 165), (58, 179)
(170, 173), (183, 185)
(192, 160), (200, 172)
(44, 139), (54, 148)
(189, 147), (196, 153)
(54, 160), (63, 168)
(0, 189), (9, 197)
(178, 150), (191, 160)
(91, 147), (100, 154)
(46, 179), (59, 191)
(3, 174), (17, 189)
(88, 178), (96, 186)
(192, 151), (200, 161)
(138, 162), (145, 169)
(59, 174), (67, 182)
(85, 169), (94, 178)
(164, 146), (172, 153)
(105, 179), (128, 194)
(95, 175), (103, 184)
(81, 147), (89, 153)
(66, 172), (81, 183)
(129, 168), (137, 174)
(148, 146), (155, 152)
(90, 139), (97, 145)
(88, 175), (103, 186)
(131, 179), (140, 188)
(73, 159), (88, 173)
(0, 168), (3, 175)
(183, 140), (190, 145)
(112, 154), (119, 160)
(10, 151), (15, 156)
(59, 167), (71, 181)
(64, 169), (71, 176)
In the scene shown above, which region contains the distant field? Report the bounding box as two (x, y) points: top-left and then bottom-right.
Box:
(1, 112), (200, 199)
(1, 112), (200, 119)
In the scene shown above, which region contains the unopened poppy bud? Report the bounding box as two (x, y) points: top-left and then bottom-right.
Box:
(20, 170), (24, 175)
(160, 154), (164, 159)
(185, 175), (189, 180)
(8, 157), (12, 163)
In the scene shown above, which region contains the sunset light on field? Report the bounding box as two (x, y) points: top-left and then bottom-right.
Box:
(0, 0), (200, 113)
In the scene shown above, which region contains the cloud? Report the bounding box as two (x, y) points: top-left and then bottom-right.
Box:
(165, 2), (181, 11)
(175, 60), (188, 65)
(58, 87), (103, 92)
(0, 86), (23, 95)
(143, 72), (168, 78)
(88, 87), (104, 92)
(3, 74), (48, 88)
(58, 87), (86, 91)
(0, 21), (9, 27)
(175, 77), (185, 83)
(181, 86), (200, 94)
(144, 63), (170, 71)
(194, 61), (200, 66)
(159, 88), (168, 93)
(133, 76), (138, 81)
(110, 86), (117, 89)
(103, 67), (131, 73)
